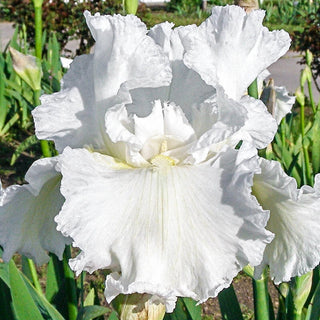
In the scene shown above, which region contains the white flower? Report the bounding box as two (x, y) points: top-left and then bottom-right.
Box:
(253, 158), (320, 284)
(0, 157), (70, 264)
(0, 5), (295, 312)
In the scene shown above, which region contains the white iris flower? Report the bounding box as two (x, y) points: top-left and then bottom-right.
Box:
(1, 5), (319, 312)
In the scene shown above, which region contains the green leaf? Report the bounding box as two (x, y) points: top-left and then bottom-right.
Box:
(10, 135), (38, 165)
(305, 279), (320, 320)
(182, 298), (201, 320)
(0, 261), (10, 287)
(0, 278), (14, 320)
(76, 306), (110, 320)
(46, 254), (69, 319)
(8, 260), (44, 320)
(108, 311), (119, 320)
(311, 111), (320, 174)
(0, 57), (8, 131)
(0, 113), (19, 136)
(164, 298), (188, 320)
(21, 273), (65, 320)
(84, 288), (95, 307)
(218, 285), (244, 320)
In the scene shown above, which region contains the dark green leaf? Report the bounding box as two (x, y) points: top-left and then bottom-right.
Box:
(218, 285), (244, 320)
(108, 311), (119, 320)
(21, 272), (65, 320)
(0, 278), (14, 320)
(182, 298), (201, 320)
(305, 279), (320, 320)
(76, 306), (110, 320)
(46, 254), (69, 319)
(10, 135), (38, 165)
(8, 260), (43, 320)
(164, 298), (188, 320)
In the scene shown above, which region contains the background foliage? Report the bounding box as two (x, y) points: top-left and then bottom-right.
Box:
(0, 0), (122, 55)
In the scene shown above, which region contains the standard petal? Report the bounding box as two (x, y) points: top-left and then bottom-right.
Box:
(56, 146), (272, 311)
(0, 157), (69, 264)
(33, 11), (172, 152)
(85, 11), (171, 102)
(127, 23), (215, 121)
(32, 54), (117, 153)
(252, 158), (320, 284)
(183, 5), (291, 100)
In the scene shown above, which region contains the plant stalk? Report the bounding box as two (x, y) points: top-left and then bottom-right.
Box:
(300, 97), (312, 185)
(33, 0), (52, 158)
(63, 246), (78, 320)
(27, 258), (42, 294)
(33, 3), (43, 61)
(253, 269), (270, 320)
(34, 89), (52, 157)
(307, 79), (316, 114)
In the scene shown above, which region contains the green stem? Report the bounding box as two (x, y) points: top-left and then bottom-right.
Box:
(63, 246), (78, 320)
(293, 311), (302, 320)
(27, 258), (42, 294)
(300, 99), (312, 185)
(253, 269), (270, 320)
(248, 79), (259, 99)
(34, 4), (43, 60)
(307, 79), (316, 114)
(80, 272), (84, 309)
(33, 1), (52, 158)
(34, 89), (52, 157)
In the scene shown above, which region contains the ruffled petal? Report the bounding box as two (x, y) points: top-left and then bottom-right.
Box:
(125, 63), (215, 122)
(261, 85), (295, 124)
(104, 104), (148, 167)
(104, 101), (197, 166)
(33, 54), (124, 153)
(0, 157), (69, 264)
(252, 158), (320, 283)
(56, 146), (272, 311)
(188, 87), (276, 162)
(128, 23), (214, 121)
(235, 95), (277, 149)
(85, 11), (171, 101)
(183, 5), (291, 100)
(33, 12), (171, 152)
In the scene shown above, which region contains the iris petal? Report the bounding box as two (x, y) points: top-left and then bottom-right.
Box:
(56, 146), (272, 310)
(253, 159), (320, 283)
(0, 157), (70, 264)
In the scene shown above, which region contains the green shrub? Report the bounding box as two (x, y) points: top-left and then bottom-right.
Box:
(166, 0), (233, 15)
(292, 8), (320, 81)
(0, 0), (122, 55)
(261, 0), (320, 25)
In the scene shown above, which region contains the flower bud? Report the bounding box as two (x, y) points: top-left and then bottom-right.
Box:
(124, 0), (138, 15)
(32, 0), (44, 8)
(9, 47), (42, 91)
(306, 49), (313, 66)
(300, 67), (311, 88)
(119, 294), (165, 320)
(295, 88), (305, 106)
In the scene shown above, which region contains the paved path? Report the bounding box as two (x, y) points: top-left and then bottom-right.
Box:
(1, 21), (319, 100)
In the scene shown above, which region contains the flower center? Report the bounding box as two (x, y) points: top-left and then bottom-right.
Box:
(150, 140), (177, 167)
